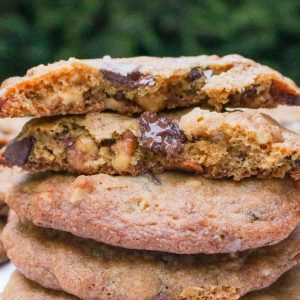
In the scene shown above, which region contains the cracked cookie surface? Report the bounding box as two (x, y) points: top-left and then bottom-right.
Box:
(6, 172), (300, 254)
(4, 108), (300, 181)
(0, 54), (299, 117)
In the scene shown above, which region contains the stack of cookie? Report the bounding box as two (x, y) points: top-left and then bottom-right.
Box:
(0, 118), (27, 264)
(1, 55), (300, 299)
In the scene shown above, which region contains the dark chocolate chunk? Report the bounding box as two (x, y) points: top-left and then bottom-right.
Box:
(186, 67), (203, 82)
(138, 112), (186, 157)
(101, 70), (142, 86)
(4, 136), (34, 166)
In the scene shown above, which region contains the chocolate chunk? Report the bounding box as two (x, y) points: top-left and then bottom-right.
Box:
(241, 86), (258, 105)
(4, 136), (34, 166)
(186, 67), (203, 82)
(101, 70), (143, 87)
(138, 112), (186, 156)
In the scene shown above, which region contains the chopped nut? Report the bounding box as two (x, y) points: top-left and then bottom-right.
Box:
(136, 93), (166, 112)
(255, 131), (271, 145)
(67, 135), (99, 173)
(43, 87), (83, 108)
(111, 130), (137, 172)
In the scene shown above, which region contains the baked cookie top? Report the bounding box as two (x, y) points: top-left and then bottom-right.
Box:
(4, 108), (300, 181)
(0, 54), (299, 117)
(6, 172), (300, 254)
(2, 216), (300, 300)
(4, 266), (300, 300)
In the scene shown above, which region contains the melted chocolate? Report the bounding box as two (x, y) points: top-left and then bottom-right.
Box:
(101, 70), (156, 87)
(4, 136), (34, 166)
(138, 112), (186, 156)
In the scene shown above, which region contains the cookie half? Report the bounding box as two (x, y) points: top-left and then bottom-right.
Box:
(4, 108), (300, 181)
(6, 172), (300, 254)
(3, 216), (300, 300)
(0, 54), (299, 117)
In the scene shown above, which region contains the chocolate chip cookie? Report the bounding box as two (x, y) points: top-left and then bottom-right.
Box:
(6, 172), (300, 254)
(4, 108), (300, 181)
(242, 264), (300, 300)
(0, 218), (7, 263)
(2, 271), (79, 300)
(0, 55), (299, 117)
(2, 216), (300, 300)
(4, 265), (300, 300)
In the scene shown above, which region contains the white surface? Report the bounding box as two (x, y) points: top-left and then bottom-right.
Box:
(0, 262), (15, 292)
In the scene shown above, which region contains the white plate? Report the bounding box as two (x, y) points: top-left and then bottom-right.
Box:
(0, 262), (16, 292)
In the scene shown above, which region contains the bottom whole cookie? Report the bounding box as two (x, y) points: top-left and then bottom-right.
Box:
(0, 218), (7, 264)
(2, 266), (300, 300)
(2, 216), (300, 300)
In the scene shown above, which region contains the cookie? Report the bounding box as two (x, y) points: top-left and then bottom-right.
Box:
(0, 217), (7, 264)
(0, 118), (29, 148)
(0, 166), (26, 217)
(2, 271), (78, 300)
(0, 55), (299, 117)
(6, 172), (300, 254)
(4, 265), (300, 300)
(0, 118), (28, 215)
(242, 264), (300, 300)
(4, 108), (300, 181)
(3, 216), (300, 300)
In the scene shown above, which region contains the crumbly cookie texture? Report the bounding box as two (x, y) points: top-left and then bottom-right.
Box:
(3, 266), (300, 300)
(0, 54), (299, 117)
(6, 172), (300, 254)
(3, 216), (300, 300)
(4, 108), (300, 181)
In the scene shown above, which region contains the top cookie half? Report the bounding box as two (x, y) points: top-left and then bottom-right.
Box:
(0, 54), (299, 117)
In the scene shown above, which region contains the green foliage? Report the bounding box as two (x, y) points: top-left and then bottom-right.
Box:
(0, 0), (299, 83)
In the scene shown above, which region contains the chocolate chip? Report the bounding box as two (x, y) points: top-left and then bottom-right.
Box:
(4, 136), (34, 166)
(101, 70), (143, 87)
(186, 67), (203, 82)
(138, 112), (186, 157)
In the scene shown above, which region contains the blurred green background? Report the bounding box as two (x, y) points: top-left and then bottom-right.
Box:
(0, 0), (299, 83)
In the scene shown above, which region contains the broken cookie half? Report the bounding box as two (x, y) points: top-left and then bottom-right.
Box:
(0, 54), (299, 117)
(3, 107), (300, 181)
